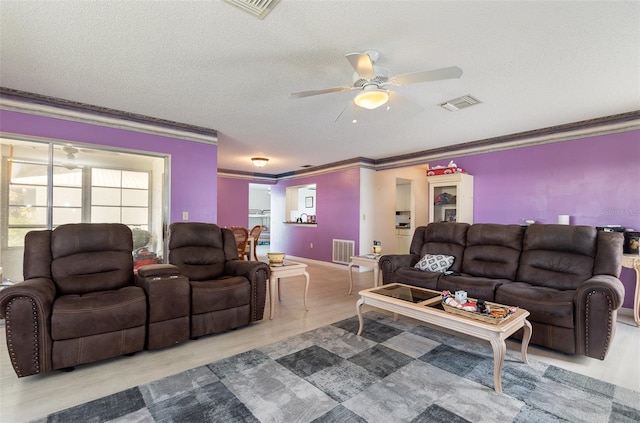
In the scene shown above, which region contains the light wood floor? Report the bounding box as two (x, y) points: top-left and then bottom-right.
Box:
(1, 255), (639, 422)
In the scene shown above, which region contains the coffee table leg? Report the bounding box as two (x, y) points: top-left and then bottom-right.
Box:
(348, 262), (354, 295)
(356, 298), (365, 335)
(489, 337), (506, 394)
(303, 271), (310, 311)
(521, 319), (532, 364)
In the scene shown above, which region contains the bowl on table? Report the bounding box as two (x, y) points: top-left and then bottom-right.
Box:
(267, 252), (286, 266)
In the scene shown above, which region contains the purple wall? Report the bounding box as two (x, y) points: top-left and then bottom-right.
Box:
(0, 110), (218, 223)
(439, 130), (640, 309)
(217, 177), (250, 228)
(272, 168), (361, 262)
(453, 131), (639, 227)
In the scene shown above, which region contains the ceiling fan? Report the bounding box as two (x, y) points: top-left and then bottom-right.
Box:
(289, 50), (463, 122)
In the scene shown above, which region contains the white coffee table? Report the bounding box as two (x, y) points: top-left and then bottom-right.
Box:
(348, 255), (381, 295)
(268, 261), (310, 319)
(356, 283), (532, 393)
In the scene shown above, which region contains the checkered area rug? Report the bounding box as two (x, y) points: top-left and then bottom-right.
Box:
(36, 312), (640, 422)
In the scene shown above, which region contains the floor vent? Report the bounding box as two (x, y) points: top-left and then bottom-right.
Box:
(223, 0), (279, 19)
(439, 94), (481, 112)
(332, 239), (355, 265)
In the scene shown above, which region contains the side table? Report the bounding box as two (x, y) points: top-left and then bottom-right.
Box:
(268, 261), (310, 319)
(348, 255), (381, 295)
(621, 254), (640, 327)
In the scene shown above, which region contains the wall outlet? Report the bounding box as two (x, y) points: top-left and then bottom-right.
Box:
(182, 211), (188, 221)
(310, 242), (313, 249)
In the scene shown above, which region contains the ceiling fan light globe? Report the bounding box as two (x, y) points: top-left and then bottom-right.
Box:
(354, 90), (389, 110)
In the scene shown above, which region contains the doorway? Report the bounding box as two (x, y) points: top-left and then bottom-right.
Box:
(395, 178), (414, 253)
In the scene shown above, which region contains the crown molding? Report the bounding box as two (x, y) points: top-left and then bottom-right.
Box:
(2, 88), (636, 182)
(373, 110), (640, 170)
(0, 88), (218, 145)
(220, 110), (640, 181)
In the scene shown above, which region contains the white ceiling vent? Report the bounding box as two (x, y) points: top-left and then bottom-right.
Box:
(439, 95), (481, 112)
(224, 0), (279, 19)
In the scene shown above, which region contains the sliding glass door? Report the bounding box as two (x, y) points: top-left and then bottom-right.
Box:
(1, 138), (168, 283)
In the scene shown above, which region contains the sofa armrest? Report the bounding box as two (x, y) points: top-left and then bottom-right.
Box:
(135, 264), (190, 349)
(136, 263), (181, 279)
(379, 254), (420, 285)
(225, 260), (269, 321)
(574, 274), (625, 360)
(0, 278), (56, 377)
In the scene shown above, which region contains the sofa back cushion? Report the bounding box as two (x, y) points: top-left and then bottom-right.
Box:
(462, 224), (524, 280)
(168, 222), (237, 281)
(50, 223), (134, 295)
(412, 223), (469, 273)
(517, 224), (597, 289)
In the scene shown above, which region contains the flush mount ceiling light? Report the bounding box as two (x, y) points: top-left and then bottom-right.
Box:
(251, 157), (269, 168)
(354, 87), (389, 110)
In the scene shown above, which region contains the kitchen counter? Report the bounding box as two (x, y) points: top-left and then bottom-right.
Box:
(283, 222), (318, 227)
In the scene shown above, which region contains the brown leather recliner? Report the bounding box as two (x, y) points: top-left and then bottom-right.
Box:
(0, 223), (147, 377)
(167, 222), (270, 338)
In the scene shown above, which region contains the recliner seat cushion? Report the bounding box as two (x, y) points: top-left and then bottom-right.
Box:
(191, 277), (250, 315)
(496, 282), (575, 328)
(51, 286), (147, 340)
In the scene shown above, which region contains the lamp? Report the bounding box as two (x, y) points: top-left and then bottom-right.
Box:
(354, 88), (389, 110)
(251, 157), (269, 168)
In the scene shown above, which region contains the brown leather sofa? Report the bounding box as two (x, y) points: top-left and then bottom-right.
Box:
(380, 223), (625, 359)
(166, 222), (269, 338)
(0, 222), (270, 378)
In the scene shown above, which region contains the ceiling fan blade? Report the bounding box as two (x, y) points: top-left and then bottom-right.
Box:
(289, 86), (353, 99)
(388, 66), (463, 86)
(345, 53), (375, 79)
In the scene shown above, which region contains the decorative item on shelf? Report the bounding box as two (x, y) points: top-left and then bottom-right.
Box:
(434, 192), (454, 205)
(267, 252), (286, 266)
(371, 240), (382, 254)
(426, 160), (465, 176)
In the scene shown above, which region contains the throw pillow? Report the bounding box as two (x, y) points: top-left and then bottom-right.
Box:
(414, 254), (454, 273)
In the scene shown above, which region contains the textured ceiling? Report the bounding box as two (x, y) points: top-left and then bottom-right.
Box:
(1, 1), (638, 175)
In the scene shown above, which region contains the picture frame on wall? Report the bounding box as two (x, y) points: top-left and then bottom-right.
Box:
(305, 196), (313, 208)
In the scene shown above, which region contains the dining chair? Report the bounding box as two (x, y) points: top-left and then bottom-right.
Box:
(230, 226), (250, 260)
(249, 225), (262, 260)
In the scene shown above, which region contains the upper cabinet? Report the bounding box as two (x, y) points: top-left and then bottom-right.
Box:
(427, 173), (474, 224)
(395, 182), (411, 211)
